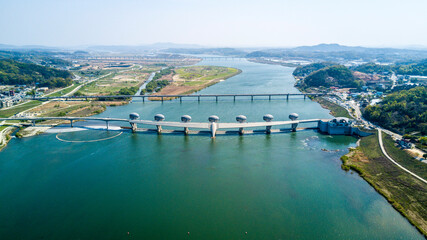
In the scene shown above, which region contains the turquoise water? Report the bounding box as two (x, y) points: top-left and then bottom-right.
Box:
(0, 59), (423, 239)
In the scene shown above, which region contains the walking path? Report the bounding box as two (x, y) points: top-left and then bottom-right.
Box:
(378, 129), (427, 184)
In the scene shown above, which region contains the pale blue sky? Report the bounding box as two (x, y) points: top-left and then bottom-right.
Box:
(0, 0), (426, 47)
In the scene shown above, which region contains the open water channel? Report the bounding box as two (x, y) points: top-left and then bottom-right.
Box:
(0, 58), (422, 239)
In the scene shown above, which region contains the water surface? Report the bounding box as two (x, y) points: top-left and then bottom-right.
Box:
(0, 59), (422, 239)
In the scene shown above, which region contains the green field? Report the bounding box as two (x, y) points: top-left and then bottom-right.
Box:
(0, 101), (42, 118)
(175, 66), (240, 85)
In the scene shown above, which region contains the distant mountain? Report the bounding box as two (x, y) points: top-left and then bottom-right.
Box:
(87, 43), (204, 53)
(246, 44), (427, 63)
(164, 48), (247, 57)
(0, 44), (60, 51)
(293, 43), (367, 52)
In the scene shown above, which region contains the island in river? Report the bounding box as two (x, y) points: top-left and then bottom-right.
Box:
(150, 65), (241, 99)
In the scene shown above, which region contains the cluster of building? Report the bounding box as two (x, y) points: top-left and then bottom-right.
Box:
(0, 86), (48, 109)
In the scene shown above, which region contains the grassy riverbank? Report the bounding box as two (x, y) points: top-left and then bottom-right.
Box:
(312, 93), (427, 236)
(341, 133), (427, 236)
(150, 66), (241, 99)
(312, 97), (353, 119)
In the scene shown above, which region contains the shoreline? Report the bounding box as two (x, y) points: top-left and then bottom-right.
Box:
(283, 62), (427, 236)
(301, 82), (427, 236)
(149, 68), (242, 100)
(340, 133), (427, 236)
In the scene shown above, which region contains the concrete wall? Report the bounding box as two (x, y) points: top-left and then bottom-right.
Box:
(318, 120), (372, 137)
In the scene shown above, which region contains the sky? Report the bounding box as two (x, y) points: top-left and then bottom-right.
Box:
(0, 0), (426, 48)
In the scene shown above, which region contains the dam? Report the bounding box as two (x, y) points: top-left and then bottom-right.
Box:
(1, 113), (369, 138)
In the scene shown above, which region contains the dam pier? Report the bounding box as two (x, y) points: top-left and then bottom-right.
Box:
(0, 113), (369, 138)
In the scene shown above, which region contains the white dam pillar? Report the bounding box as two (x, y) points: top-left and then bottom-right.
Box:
(154, 114), (165, 134)
(263, 114), (274, 134)
(289, 113), (299, 132)
(236, 115), (247, 135)
(181, 115), (192, 135)
(208, 115), (220, 138)
(129, 113), (140, 133)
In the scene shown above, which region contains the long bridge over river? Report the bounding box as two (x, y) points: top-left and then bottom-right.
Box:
(0, 113), (332, 138)
(33, 93), (330, 102)
(1, 112), (367, 138)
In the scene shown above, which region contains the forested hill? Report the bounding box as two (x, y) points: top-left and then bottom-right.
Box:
(363, 86), (427, 135)
(351, 59), (427, 76)
(0, 59), (73, 87)
(293, 62), (336, 77)
(296, 64), (362, 89)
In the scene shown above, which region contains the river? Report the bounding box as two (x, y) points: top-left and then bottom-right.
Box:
(0, 58), (422, 239)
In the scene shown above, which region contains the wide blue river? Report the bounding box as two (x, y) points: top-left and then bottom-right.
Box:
(0, 59), (423, 239)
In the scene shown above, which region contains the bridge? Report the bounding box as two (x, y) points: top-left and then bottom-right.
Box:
(33, 93), (329, 102)
(0, 113), (329, 138)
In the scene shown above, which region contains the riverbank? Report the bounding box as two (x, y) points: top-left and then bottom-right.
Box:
(312, 97), (353, 119)
(291, 73), (427, 236)
(0, 126), (15, 151)
(314, 91), (427, 236)
(149, 66), (241, 100)
(340, 132), (427, 236)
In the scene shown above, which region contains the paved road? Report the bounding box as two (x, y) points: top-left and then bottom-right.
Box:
(378, 129), (427, 184)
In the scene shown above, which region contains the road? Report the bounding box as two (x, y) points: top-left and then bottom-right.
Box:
(65, 72), (113, 97)
(378, 129), (427, 184)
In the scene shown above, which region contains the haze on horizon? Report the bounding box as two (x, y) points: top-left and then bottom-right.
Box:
(1, 0), (426, 48)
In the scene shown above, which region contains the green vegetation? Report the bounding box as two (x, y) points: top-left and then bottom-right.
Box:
(118, 86), (138, 95)
(145, 65), (240, 97)
(0, 100), (42, 118)
(153, 67), (174, 80)
(382, 134), (427, 179)
(352, 63), (393, 74)
(299, 65), (363, 89)
(0, 50), (72, 68)
(144, 80), (169, 93)
(313, 97), (352, 118)
(175, 66), (239, 81)
(76, 69), (111, 78)
(78, 67), (152, 95)
(353, 59), (427, 76)
(141, 67), (175, 94)
(45, 84), (81, 97)
(342, 132), (427, 236)
(363, 86), (427, 134)
(394, 59), (427, 75)
(292, 62), (336, 77)
(0, 59), (73, 87)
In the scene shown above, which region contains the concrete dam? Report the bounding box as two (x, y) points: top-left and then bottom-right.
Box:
(1, 113), (370, 138)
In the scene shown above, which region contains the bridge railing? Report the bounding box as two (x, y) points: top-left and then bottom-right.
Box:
(33, 93), (331, 101)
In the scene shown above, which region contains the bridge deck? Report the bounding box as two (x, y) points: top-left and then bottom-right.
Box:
(1, 117), (326, 130)
(33, 93), (329, 101)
